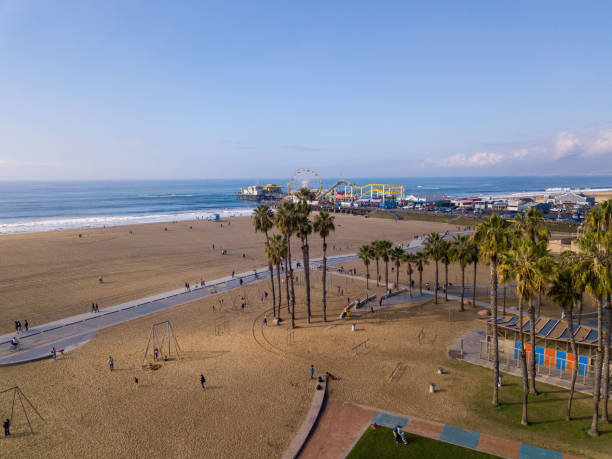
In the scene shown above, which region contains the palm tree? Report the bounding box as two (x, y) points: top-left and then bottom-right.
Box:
(275, 202), (298, 328)
(413, 251), (428, 295)
(390, 246), (404, 288)
(372, 240), (382, 286)
(451, 234), (472, 312)
(267, 234), (284, 320)
(471, 242), (480, 308)
(252, 205), (276, 315)
(296, 188), (317, 324)
(599, 199), (612, 424)
(528, 250), (553, 395)
(549, 263), (581, 421)
(380, 240), (393, 290)
(403, 252), (415, 296)
(313, 211), (335, 322)
(358, 244), (372, 290)
(296, 214), (313, 324)
(440, 240), (451, 301)
(578, 223), (609, 437)
(472, 214), (510, 407)
(499, 237), (539, 426)
(424, 233), (444, 304)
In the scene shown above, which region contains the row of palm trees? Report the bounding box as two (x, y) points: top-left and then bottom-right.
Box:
(358, 234), (479, 311)
(474, 205), (611, 436)
(252, 189), (335, 328)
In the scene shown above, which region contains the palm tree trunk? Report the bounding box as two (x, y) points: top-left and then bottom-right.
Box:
(385, 260), (389, 290)
(396, 263), (400, 287)
(519, 296), (529, 426)
(276, 262), (282, 321)
(407, 267), (413, 297)
(589, 300), (604, 437)
(283, 258), (290, 316)
(491, 258), (500, 407)
(460, 265), (465, 312)
(365, 262), (369, 290)
(419, 267), (423, 295)
(537, 287), (542, 317)
(322, 237), (328, 322)
(567, 310), (578, 421)
(528, 300), (539, 395)
(434, 261), (439, 304)
(602, 299), (611, 423)
(301, 240), (311, 324)
(473, 261), (477, 307)
(444, 262), (449, 301)
(288, 237), (296, 329)
(269, 262), (276, 318)
(376, 259), (380, 286)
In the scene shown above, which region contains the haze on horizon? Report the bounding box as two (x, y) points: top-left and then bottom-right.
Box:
(1, 1), (612, 181)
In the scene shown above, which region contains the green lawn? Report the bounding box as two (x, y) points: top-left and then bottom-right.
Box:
(346, 426), (498, 459)
(368, 210), (479, 226)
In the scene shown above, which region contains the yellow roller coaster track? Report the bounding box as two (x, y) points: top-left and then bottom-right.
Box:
(318, 180), (405, 202)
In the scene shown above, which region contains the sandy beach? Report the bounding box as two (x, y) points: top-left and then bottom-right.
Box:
(0, 214), (456, 334)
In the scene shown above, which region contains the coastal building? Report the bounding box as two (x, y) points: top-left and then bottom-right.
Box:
(506, 198), (535, 213)
(491, 201), (508, 212)
(552, 192), (594, 207)
(237, 184), (284, 201)
(482, 315), (609, 388)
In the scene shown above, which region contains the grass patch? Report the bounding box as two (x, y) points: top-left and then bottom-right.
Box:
(347, 426), (497, 459)
(368, 210), (479, 226)
(543, 221), (579, 234)
(465, 364), (612, 457)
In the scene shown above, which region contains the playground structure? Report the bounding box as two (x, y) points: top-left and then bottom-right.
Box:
(142, 320), (182, 365)
(0, 386), (44, 435)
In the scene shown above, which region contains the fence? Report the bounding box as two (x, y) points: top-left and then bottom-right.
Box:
(479, 340), (599, 388)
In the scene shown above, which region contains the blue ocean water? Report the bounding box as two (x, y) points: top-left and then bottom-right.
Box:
(1, 177), (611, 234)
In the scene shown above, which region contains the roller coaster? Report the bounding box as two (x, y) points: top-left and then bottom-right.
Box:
(284, 169), (405, 207)
(318, 180), (405, 205)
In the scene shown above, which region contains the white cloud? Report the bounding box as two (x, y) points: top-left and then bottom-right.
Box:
(584, 129), (612, 156)
(433, 151), (504, 168)
(554, 131), (581, 159)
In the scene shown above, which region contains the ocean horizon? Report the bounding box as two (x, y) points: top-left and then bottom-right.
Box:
(2, 176), (612, 234)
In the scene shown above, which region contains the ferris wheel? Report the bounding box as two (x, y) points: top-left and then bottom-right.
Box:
(288, 168), (322, 193)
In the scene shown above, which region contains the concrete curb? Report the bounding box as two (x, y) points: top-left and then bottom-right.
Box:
(282, 374), (328, 459)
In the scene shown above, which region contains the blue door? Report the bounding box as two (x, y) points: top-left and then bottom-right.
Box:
(535, 346), (545, 365)
(578, 356), (589, 376)
(556, 351), (566, 371)
(514, 342), (521, 360)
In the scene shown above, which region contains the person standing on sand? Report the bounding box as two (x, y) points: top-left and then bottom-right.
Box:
(310, 365), (315, 380)
(200, 374), (206, 390)
(263, 315), (267, 326)
(92, 303), (95, 313)
(3, 418), (9, 436)
(108, 356), (114, 371)
(24, 320), (29, 332)
(52, 347), (57, 360)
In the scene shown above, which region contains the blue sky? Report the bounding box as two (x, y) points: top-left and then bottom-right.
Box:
(1, 1), (612, 180)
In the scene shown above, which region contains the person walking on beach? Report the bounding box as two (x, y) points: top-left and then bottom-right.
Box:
(14, 321), (19, 333)
(154, 348), (159, 361)
(92, 303), (95, 313)
(200, 374), (206, 390)
(263, 315), (267, 326)
(24, 320), (29, 332)
(310, 364), (315, 380)
(96, 303), (99, 312)
(108, 356), (114, 371)
(3, 418), (9, 436)
(232, 270), (235, 278)
(51, 347), (57, 360)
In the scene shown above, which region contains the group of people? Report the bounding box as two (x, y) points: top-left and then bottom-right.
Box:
(91, 303), (100, 313)
(14, 320), (29, 333)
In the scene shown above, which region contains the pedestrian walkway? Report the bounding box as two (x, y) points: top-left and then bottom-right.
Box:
(300, 399), (582, 459)
(0, 254), (361, 366)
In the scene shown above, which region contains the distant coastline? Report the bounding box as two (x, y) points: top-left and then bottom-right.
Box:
(2, 177), (612, 234)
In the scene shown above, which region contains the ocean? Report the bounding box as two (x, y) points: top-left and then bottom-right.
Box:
(1, 177), (612, 234)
